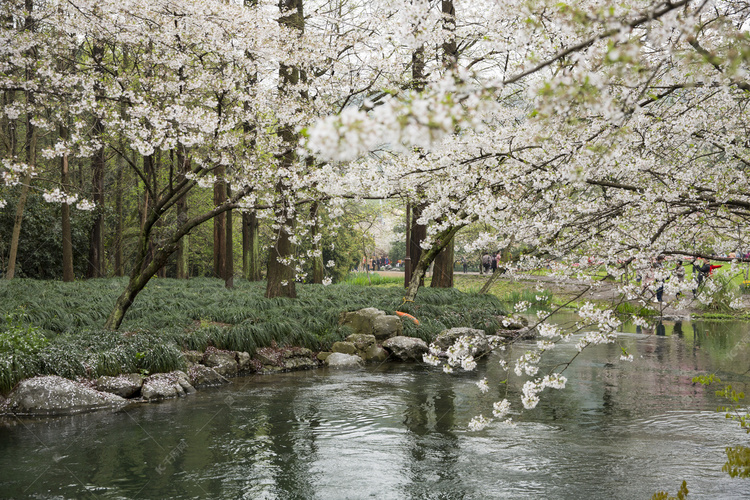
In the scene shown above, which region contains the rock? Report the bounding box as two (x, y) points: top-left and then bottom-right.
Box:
(236, 352), (254, 372)
(432, 327), (491, 357)
(283, 357), (318, 370)
(325, 352), (365, 368)
(339, 307), (385, 335)
(372, 315), (403, 340)
(317, 351), (332, 362)
(95, 373), (143, 398)
(174, 370), (196, 395)
(283, 347), (313, 359)
(203, 351), (238, 377)
(188, 365), (230, 388)
(142, 371), (195, 401)
(499, 314), (528, 330)
(331, 341), (357, 355)
(7, 376), (127, 415)
(182, 350), (204, 364)
(362, 345), (389, 363)
(382, 336), (429, 361)
(254, 350), (280, 367)
(345, 334), (376, 351)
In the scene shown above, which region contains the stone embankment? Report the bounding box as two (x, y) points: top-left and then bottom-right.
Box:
(0, 307), (528, 417)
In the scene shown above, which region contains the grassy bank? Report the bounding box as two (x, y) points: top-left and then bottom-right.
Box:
(0, 278), (509, 394)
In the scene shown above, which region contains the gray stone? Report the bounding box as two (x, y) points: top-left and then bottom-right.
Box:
(362, 345), (389, 363)
(317, 351), (332, 362)
(325, 352), (365, 368)
(188, 365), (230, 388)
(95, 373), (143, 398)
(182, 350), (204, 364)
(432, 327), (491, 357)
(372, 315), (403, 340)
(283, 347), (313, 359)
(345, 334), (376, 351)
(283, 357), (318, 370)
(339, 307), (386, 335)
(331, 341), (357, 355)
(142, 372), (195, 401)
(7, 376), (127, 415)
(499, 314), (528, 330)
(203, 351), (238, 377)
(382, 336), (429, 361)
(237, 352), (254, 372)
(254, 348), (281, 367)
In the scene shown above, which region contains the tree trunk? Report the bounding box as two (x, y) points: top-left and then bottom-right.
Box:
(5, 173), (31, 280)
(114, 150), (125, 277)
(409, 203), (427, 287)
(265, 188), (296, 298)
(266, 0), (304, 298)
(225, 185), (234, 288)
(213, 166), (226, 279)
(87, 42), (106, 279)
(310, 201), (324, 284)
(430, 236), (455, 288)
(404, 225), (463, 303)
(243, 211), (262, 281)
(61, 152), (74, 281)
(175, 150), (189, 279)
(5, 117), (37, 280)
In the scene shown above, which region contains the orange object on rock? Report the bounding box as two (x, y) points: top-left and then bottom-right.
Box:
(395, 311), (420, 325)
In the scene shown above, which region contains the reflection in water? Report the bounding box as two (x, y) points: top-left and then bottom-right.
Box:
(1, 318), (749, 499)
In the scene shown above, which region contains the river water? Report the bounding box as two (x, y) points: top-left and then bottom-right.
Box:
(1, 318), (749, 499)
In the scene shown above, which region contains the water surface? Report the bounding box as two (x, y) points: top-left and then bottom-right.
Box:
(1, 318), (749, 499)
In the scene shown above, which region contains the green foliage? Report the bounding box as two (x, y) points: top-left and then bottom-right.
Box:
(723, 446), (750, 478)
(0, 191), (93, 279)
(343, 272), (403, 286)
(0, 277), (507, 394)
(651, 480), (689, 500)
(497, 288), (552, 307)
(698, 274), (741, 312)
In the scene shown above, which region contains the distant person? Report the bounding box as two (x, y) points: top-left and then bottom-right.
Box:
(461, 256), (468, 273)
(490, 252), (498, 273)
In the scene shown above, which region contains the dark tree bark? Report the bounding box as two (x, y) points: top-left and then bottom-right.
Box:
(243, 211), (262, 281)
(430, 237), (455, 288)
(266, 0), (304, 298)
(310, 201), (324, 284)
(175, 149), (190, 279)
(213, 165), (226, 279)
(61, 151), (74, 281)
(225, 185), (234, 288)
(87, 42), (106, 279)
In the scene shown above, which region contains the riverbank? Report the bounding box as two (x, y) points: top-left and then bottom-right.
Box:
(0, 278), (515, 397)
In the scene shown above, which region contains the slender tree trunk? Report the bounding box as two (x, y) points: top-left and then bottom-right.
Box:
(61, 152), (74, 281)
(213, 166), (226, 279)
(5, 174), (31, 280)
(175, 149), (189, 279)
(409, 203), (427, 287)
(5, 116), (37, 280)
(114, 150), (125, 277)
(310, 201), (324, 284)
(225, 185), (234, 288)
(87, 42), (106, 279)
(243, 211), (262, 281)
